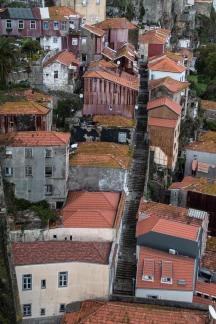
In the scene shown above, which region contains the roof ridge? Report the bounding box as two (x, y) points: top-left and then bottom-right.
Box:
(92, 242), (108, 264)
(79, 301), (106, 323)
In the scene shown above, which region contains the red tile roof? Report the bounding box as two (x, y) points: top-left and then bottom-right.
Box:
(101, 47), (117, 60)
(94, 18), (137, 30)
(62, 192), (121, 228)
(63, 300), (207, 324)
(195, 280), (216, 298)
(114, 43), (138, 62)
(0, 101), (49, 115)
(43, 50), (80, 68)
(137, 246), (195, 291)
(23, 89), (52, 103)
(83, 69), (139, 91)
(12, 241), (111, 265)
(148, 117), (177, 128)
(147, 96), (182, 115)
(186, 131), (216, 154)
(201, 100), (216, 111)
(89, 59), (117, 70)
(179, 48), (193, 61)
(48, 6), (79, 21)
(5, 131), (70, 147)
(149, 77), (189, 93)
(149, 56), (186, 73)
(82, 23), (105, 37)
(139, 30), (167, 45)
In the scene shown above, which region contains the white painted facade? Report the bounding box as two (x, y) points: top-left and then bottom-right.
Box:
(178, 39), (191, 49)
(149, 69), (186, 82)
(135, 288), (193, 302)
(151, 146), (168, 167)
(40, 36), (62, 51)
(16, 262), (110, 319)
(43, 62), (77, 93)
(10, 227), (116, 243)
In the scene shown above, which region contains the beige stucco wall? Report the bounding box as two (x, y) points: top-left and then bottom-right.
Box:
(16, 261), (110, 319)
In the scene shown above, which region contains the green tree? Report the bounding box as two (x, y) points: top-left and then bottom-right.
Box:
(0, 37), (19, 88)
(21, 39), (41, 60)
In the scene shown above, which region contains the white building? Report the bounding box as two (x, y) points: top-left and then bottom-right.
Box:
(12, 241), (114, 320)
(148, 55), (186, 82)
(43, 50), (80, 93)
(2, 131), (70, 208)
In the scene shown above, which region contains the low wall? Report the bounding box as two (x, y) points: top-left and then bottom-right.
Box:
(68, 166), (128, 192)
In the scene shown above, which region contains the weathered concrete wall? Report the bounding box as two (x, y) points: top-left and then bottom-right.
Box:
(68, 166), (128, 192)
(185, 149), (216, 178)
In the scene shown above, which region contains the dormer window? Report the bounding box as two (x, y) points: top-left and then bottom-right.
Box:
(142, 258), (154, 282)
(161, 260), (173, 285)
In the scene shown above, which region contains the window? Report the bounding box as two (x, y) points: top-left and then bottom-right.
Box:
(53, 37), (58, 44)
(81, 37), (87, 45)
(45, 166), (52, 177)
(82, 54), (87, 62)
(25, 166), (32, 177)
(82, 0), (87, 6)
(45, 149), (52, 158)
(61, 21), (67, 31)
(43, 21), (49, 30)
(41, 279), (46, 289)
(69, 20), (75, 29)
(18, 20), (24, 29)
(6, 20), (12, 29)
(45, 184), (52, 195)
(53, 21), (59, 30)
(22, 274), (32, 290)
(5, 149), (12, 158)
(118, 132), (127, 143)
(54, 70), (58, 79)
(5, 167), (13, 177)
(147, 295), (158, 299)
(30, 20), (36, 29)
(58, 272), (68, 287)
(23, 304), (31, 317)
(96, 0), (100, 4)
(40, 308), (46, 316)
(72, 38), (78, 46)
(59, 304), (65, 313)
(25, 148), (32, 158)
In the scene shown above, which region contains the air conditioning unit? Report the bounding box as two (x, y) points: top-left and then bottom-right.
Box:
(169, 249), (177, 255)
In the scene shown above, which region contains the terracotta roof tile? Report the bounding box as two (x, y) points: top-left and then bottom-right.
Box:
(149, 56), (186, 73)
(114, 43), (138, 62)
(0, 101), (49, 115)
(12, 241), (111, 265)
(195, 280), (216, 297)
(83, 69), (139, 91)
(94, 18), (137, 30)
(165, 51), (184, 63)
(201, 237), (216, 272)
(179, 48), (193, 61)
(69, 142), (131, 169)
(89, 59), (117, 70)
(62, 191), (121, 228)
(93, 115), (135, 128)
(137, 246), (195, 291)
(63, 300), (207, 324)
(149, 77), (189, 93)
(23, 89), (52, 103)
(139, 31), (167, 45)
(148, 117), (177, 128)
(48, 6), (79, 21)
(147, 96), (182, 115)
(101, 47), (117, 60)
(186, 131), (216, 153)
(82, 23), (105, 37)
(4, 131), (70, 147)
(169, 176), (216, 196)
(201, 100), (216, 111)
(43, 50), (80, 68)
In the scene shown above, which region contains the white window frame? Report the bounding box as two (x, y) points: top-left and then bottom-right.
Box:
(23, 304), (31, 317)
(61, 21), (67, 31)
(53, 21), (59, 30)
(43, 21), (49, 30)
(81, 37), (87, 45)
(45, 184), (53, 196)
(22, 274), (32, 290)
(18, 20), (24, 29)
(59, 304), (66, 313)
(6, 20), (12, 29)
(72, 38), (78, 46)
(30, 20), (36, 30)
(41, 279), (46, 289)
(58, 272), (68, 287)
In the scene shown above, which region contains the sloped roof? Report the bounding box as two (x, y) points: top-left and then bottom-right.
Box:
(12, 241), (111, 265)
(169, 176), (216, 196)
(137, 246), (195, 291)
(0, 101), (49, 115)
(149, 56), (186, 73)
(93, 115), (135, 128)
(148, 117), (177, 129)
(114, 43), (137, 62)
(139, 31), (166, 45)
(149, 77), (189, 93)
(5, 131), (70, 147)
(195, 280), (216, 298)
(83, 70), (139, 91)
(201, 100), (216, 111)
(179, 48), (193, 61)
(101, 47), (117, 60)
(63, 191), (120, 228)
(43, 50), (80, 67)
(63, 300), (207, 323)
(186, 131), (216, 153)
(7, 8), (37, 19)
(94, 17), (137, 30)
(147, 96), (182, 115)
(82, 23), (105, 37)
(89, 59), (117, 70)
(48, 6), (78, 21)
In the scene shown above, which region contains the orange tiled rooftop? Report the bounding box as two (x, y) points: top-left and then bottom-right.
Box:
(70, 142), (131, 169)
(201, 100), (216, 111)
(93, 115), (135, 128)
(94, 17), (137, 30)
(63, 300), (207, 324)
(48, 6), (78, 21)
(149, 77), (189, 93)
(149, 56), (186, 73)
(169, 176), (216, 196)
(0, 101), (49, 115)
(186, 131), (216, 153)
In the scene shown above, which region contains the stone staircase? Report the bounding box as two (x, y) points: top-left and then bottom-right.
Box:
(113, 62), (149, 296)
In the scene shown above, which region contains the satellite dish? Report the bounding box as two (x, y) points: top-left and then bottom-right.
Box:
(209, 305), (216, 320)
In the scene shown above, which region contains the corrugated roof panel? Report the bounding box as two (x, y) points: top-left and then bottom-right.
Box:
(8, 8), (35, 20)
